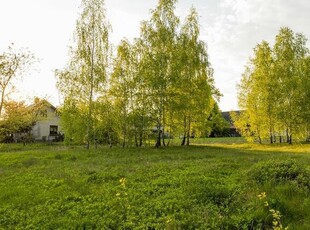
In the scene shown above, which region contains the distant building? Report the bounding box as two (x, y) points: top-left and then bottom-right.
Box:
(221, 111), (241, 137)
(30, 101), (63, 141)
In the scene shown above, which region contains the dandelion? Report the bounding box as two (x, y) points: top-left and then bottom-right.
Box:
(273, 220), (279, 226)
(166, 218), (172, 224)
(270, 209), (281, 219)
(257, 192), (266, 200)
(120, 177), (126, 187)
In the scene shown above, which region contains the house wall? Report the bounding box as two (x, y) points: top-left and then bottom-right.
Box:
(221, 111), (241, 137)
(31, 106), (62, 141)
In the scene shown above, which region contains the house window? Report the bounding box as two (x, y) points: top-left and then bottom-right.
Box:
(50, 125), (58, 136)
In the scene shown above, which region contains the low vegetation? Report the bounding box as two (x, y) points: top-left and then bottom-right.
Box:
(1, 138), (310, 229)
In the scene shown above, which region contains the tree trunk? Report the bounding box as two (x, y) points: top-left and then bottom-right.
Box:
(166, 128), (171, 146)
(139, 132), (143, 147)
(270, 135), (273, 144)
(0, 88), (5, 117)
(162, 128), (166, 147)
(186, 117), (191, 146)
(269, 127), (273, 144)
(135, 133), (139, 147)
(155, 121), (161, 148)
(258, 135), (262, 144)
(289, 134), (292, 145)
(181, 116), (187, 146)
(166, 138), (171, 146)
(107, 131), (112, 148)
(286, 128), (290, 143)
(162, 105), (166, 147)
(256, 128), (262, 144)
(181, 135), (186, 146)
(155, 132), (161, 147)
(122, 129), (126, 148)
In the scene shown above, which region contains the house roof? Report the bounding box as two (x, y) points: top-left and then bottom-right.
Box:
(28, 99), (57, 111)
(222, 111), (241, 128)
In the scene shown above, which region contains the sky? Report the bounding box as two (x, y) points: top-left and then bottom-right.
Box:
(0, 0), (309, 111)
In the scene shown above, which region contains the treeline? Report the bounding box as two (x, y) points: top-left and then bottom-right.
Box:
(232, 27), (310, 144)
(55, 0), (224, 147)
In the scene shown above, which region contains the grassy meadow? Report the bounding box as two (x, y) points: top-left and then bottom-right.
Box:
(1, 138), (310, 229)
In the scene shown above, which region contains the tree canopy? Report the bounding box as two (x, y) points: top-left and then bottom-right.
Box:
(56, 0), (220, 147)
(0, 44), (35, 117)
(234, 27), (310, 144)
(56, 0), (111, 148)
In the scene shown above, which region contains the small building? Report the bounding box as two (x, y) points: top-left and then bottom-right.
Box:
(221, 111), (241, 137)
(30, 100), (63, 142)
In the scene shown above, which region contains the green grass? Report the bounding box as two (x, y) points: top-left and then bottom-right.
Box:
(191, 137), (247, 145)
(1, 140), (310, 229)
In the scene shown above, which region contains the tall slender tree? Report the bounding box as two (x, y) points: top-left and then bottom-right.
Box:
(236, 41), (275, 143)
(140, 0), (180, 147)
(273, 28), (308, 143)
(56, 0), (110, 148)
(301, 56), (310, 141)
(177, 7), (217, 145)
(110, 39), (135, 147)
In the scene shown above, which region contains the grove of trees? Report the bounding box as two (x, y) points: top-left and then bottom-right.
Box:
(233, 27), (310, 144)
(56, 0), (221, 147)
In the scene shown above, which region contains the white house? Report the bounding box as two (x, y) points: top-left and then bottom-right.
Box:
(30, 101), (63, 141)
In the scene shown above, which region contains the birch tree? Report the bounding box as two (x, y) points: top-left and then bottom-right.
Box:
(110, 39), (135, 147)
(235, 27), (309, 144)
(236, 41), (275, 143)
(140, 0), (180, 147)
(177, 8), (217, 145)
(56, 0), (110, 148)
(273, 27), (308, 143)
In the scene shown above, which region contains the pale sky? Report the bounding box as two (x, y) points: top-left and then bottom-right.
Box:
(0, 0), (309, 111)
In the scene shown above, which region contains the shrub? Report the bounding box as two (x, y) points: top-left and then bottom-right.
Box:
(250, 159), (310, 189)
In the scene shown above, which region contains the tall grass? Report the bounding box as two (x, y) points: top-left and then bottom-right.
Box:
(0, 140), (310, 229)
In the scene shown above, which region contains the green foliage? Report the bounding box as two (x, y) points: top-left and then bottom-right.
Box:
(109, 39), (152, 147)
(0, 98), (52, 143)
(56, 0), (218, 148)
(174, 7), (217, 145)
(206, 101), (230, 137)
(55, 0), (111, 148)
(0, 44), (36, 117)
(1, 142), (310, 228)
(0, 101), (32, 142)
(256, 192), (289, 230)
(58, 98), (88, 144)
(250, 159), (310, 189)
(235, 27), (310, 144)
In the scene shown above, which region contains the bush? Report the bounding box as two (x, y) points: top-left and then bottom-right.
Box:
(250, 159), (310, 189)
